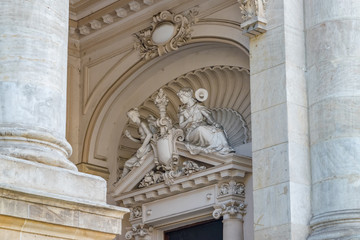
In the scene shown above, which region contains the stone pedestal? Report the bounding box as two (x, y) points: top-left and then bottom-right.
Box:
(0, 1), (129, 239)
(306, 0), (360, 239)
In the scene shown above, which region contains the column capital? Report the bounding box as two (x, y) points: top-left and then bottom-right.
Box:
(125, 224), (153, 240)
(213, 200), (247, 220)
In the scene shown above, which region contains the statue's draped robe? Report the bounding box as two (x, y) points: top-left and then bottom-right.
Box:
(179, 103), (233, 155)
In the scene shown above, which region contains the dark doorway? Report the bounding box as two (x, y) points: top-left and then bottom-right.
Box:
(164, 219), (223, 240)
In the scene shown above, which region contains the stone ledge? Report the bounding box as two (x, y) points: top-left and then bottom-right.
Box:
(0, 215), (119, 240)
(0, 155), (107, 203)
(0, 187), (129, 237)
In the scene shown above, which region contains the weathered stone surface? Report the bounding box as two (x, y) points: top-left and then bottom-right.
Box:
(0, 155), (107, 203)
(0, 0), (76, 170)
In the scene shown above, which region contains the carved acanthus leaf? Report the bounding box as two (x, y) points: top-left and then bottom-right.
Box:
(125, 224), (153, 240)
(219, 180), (245, 197)
(213, 200), (247, 219)
(238, 0), (268, 37)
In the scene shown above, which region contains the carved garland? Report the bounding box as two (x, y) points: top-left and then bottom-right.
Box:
(134, 9), (198, 60)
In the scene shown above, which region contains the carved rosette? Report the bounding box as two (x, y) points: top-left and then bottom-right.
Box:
(213, 200), (247, 220)
(238, 0), (268, 37)
(125, 224), (153, 240)
(134, 9), (198, 60)
(219, 180), (245, 197)
(129, 206), (143, 220)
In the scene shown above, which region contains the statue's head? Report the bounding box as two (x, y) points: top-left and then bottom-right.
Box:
(127, 108), (140, 123)
(177, 88), (194, 104)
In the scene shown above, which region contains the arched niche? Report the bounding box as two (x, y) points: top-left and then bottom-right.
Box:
(86, 41), (249, 189)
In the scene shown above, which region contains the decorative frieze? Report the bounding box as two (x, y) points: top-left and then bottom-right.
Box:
(238, 0), (268, 37)
(125, 224), (153, 240)
(138, 160), (206, 188)
(213, 200), (247, 219)
(134, 10), (198, 60)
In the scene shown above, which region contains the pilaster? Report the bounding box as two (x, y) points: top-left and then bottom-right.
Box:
(249, 0), (311, 239)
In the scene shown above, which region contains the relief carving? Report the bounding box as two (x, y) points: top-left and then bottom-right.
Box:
(134, 10), (198, 60)
(213, 200), (247, 219)
(219, 180), (245, 197)
(125, 224), (153, 240)
(129, 206), (142, 220)
(238, 0), (268, 37)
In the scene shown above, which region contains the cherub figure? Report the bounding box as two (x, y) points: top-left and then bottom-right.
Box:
(121, 108), (153, 178)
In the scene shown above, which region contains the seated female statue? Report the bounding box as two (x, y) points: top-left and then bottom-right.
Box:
(177, 88), (234, 155)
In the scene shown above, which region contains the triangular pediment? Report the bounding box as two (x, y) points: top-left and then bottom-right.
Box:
(111, 148), (252, 207)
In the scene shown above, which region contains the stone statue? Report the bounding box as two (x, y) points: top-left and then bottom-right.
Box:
(177, 88), (234, 155)
(121, 108), (152, 178)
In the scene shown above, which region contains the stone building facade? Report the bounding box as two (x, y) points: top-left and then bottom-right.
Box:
(0, 0), (359, 239)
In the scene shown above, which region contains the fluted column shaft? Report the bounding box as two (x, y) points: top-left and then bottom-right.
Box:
(306, 1), (360, 239)
(0, 0), (76, 171)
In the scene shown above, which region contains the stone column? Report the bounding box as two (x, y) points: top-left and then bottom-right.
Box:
(0, 0), (76, 171)
(213, 200), (246, 240)
(0, 1), (129, 239)
(306, 1), (360, 239)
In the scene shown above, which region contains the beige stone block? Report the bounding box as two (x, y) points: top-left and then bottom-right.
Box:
(78, 211), (121, 233)
(287, 103), (308, 146)
(285, 64), (307, 108)
(306, 20), (360, 68)
(289, 182), (311, 226)
(305, 0), (360, 28)
(253, 143), (289, 191)
(284, 0), (304, 31)
(309, 97), (360, 145)
(1, 230), (21, 240)
(253, 182), (291, 231)
(265, 0), (285, 30)
(307, 59), (360, 106)
(251, 64), (286, 113)
(290, 224), (310, 240)
(28, 204), (77, 226)
(284, 26), (305, 69)
(311, 137), (360, 185)
(312, 171), (360, 216)
(254, 223), (291, 240)
(288, 142), (311, 186)
(250, 25), (285, 75)
(0, 156), (107, 203)
(252, 103), (288, 152)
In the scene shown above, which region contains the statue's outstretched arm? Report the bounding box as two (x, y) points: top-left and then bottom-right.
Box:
(124, 130), (141, 143)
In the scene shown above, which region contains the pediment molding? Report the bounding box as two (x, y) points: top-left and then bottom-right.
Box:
(111, 152), (251, 207)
